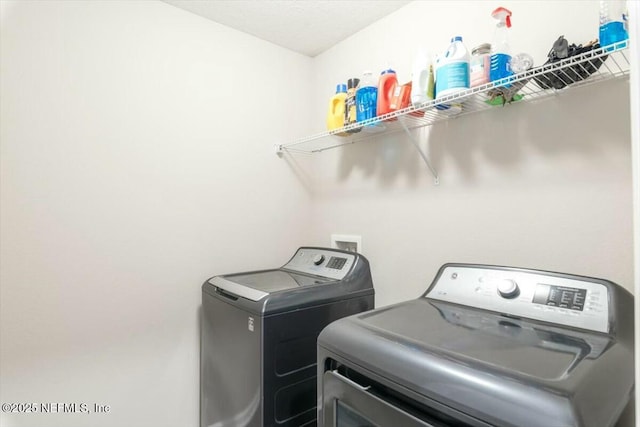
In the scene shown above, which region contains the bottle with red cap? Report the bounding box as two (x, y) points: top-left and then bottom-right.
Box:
(489, 6), (513, 84)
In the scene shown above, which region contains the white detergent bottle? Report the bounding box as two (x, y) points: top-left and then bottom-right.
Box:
(435, 36), (470, 99)
(411, 49), (432, 106)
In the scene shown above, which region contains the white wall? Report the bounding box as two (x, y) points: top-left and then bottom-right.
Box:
(309, 1), (635, 425)
(1, 1), (636, 426)
(0, 2), (312, 427)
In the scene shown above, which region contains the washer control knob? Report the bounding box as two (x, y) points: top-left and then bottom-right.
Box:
(312, 254), (325, 265)
(497, 279), (520, 299)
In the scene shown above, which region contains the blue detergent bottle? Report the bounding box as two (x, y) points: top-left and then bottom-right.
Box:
(489, 7), (513, 85)
(356, 70), (378, 122)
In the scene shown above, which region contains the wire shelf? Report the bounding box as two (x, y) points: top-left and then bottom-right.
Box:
(276, 41), (630, 155)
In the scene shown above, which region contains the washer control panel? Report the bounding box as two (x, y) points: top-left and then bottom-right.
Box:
(426, 265), (610, 333)
(283, 248), (356, 280)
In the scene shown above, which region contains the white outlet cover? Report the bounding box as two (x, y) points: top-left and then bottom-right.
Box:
(331, 234), (362, 253)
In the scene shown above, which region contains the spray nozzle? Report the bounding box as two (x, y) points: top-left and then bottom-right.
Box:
(491, 6), (512, 28)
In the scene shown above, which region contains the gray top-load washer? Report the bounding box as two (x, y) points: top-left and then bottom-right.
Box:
(318, 263), (634, 427)
(201, 247), (374, 427)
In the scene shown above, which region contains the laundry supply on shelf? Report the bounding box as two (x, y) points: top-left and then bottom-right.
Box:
(411, 49), (432, 115)
(326, 83), (348, 135)
(356, 71), (378, 123)
(599, 0), (628, 49)
(470, 43), (491, 87)
(376, 68), (399, 118)
(435, 36), (470, 99)
(345, 77), (361, 133)
(490, 7), (513, 86)
(436, 103), (463, 116)
(389, 81), (413, 113)
(533, 36), (607, 90)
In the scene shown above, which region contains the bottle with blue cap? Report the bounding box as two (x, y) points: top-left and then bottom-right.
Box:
(435, 36), (470, 99)
(326, 83), (348, 135)
(356, 71), (378, 123)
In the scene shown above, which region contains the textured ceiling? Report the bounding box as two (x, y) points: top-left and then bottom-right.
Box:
(162, 0), (411, 57)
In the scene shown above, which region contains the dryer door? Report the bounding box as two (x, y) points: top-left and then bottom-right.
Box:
(322, 370), (435, 427)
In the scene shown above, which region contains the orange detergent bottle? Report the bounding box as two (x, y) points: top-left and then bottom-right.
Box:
(389, 81), (423, 118)
(376, 69), (398, 119)
(326, 84), (348, 135)
(389, 81), (412, 110)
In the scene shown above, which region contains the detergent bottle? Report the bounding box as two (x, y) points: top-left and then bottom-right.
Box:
(344, 77), (361, 132)
(490, 7), (513, 85)
(326, 84), (348, 134)
(376, 68), (398, 117)
(435, 36), (470, 98)
(389, 81), (412, 110)
(599, 0), (628, 49)
(411, 49), (432, 106)
(356, 71), (378, 122)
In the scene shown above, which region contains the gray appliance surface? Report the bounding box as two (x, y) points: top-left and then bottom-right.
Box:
(318, 263), (634, 427)
(201, 247), (374, 427)
(204, 247), (371, 315)
(222, 270), (335, 291)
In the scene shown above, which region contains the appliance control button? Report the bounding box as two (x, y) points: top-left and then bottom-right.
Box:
(312, 254), (325, 265)
(497, 279), (520, 299)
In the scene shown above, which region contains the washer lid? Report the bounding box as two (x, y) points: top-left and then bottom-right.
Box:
(210, 269), (335, 301)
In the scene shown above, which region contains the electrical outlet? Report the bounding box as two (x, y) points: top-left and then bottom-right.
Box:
(331, 234), (362, 253)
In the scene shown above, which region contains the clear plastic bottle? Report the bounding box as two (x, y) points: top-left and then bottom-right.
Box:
(489, 7), (513, 84)
(599, 0), (628, 49)
(356, 71), (378, 122)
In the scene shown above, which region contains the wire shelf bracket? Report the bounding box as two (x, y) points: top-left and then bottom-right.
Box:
(398, 118), (439, 184)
